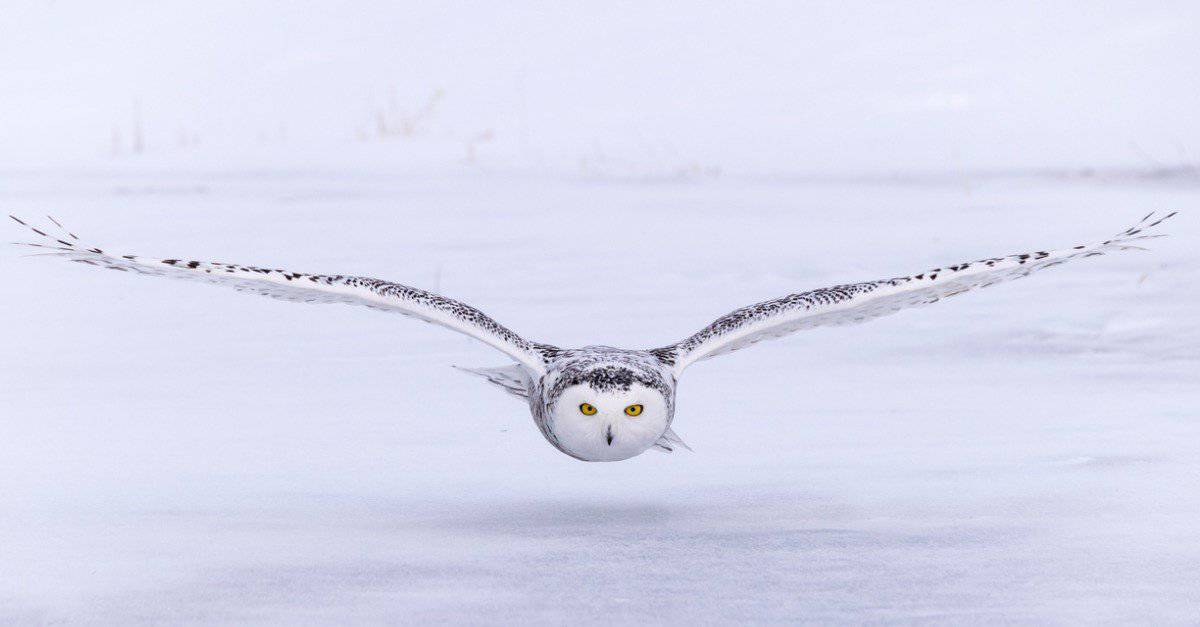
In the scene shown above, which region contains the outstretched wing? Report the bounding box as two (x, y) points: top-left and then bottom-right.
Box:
(653, 212), (1176, 375)
(10, 216), (552, 374)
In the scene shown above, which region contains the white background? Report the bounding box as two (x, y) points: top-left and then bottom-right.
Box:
(1, 2), (1197, 623)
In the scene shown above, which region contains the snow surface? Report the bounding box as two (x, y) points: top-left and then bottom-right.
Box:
(3, 1), (1199, 174)
(1, 169), (1197, 623)
(2, 1), (1199, 622)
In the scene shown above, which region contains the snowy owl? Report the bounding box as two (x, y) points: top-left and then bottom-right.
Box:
(10, 212), (1175, 462)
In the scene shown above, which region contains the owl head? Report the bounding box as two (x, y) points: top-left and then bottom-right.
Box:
(546, 363), (673, 462)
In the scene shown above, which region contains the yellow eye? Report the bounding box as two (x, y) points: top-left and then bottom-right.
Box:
(624, 404), (643, 417)
(579, 403), (598, 415)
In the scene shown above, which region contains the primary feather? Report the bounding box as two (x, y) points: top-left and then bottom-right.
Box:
(652, 212), (1177, 374)
(9, 214), (552, 374)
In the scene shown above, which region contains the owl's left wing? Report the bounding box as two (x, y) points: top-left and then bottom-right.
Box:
(653, 213), (1176, 375)
(10, 216), (553, 374)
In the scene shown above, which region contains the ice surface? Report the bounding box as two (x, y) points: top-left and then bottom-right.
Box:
(2, 1), (1199, 621)
(1, 170), (1197, 623)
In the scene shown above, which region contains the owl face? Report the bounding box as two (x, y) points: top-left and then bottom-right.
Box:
(549, 381), (670, 462)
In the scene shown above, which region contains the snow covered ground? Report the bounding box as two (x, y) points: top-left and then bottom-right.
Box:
(1, 168), (1196, 623)
(2, 2), (1199, 621)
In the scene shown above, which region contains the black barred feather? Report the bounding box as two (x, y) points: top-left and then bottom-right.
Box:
(9, 215), (554, 373)
(655, 212), (1177, 372)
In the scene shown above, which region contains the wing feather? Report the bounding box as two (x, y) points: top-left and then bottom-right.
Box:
(11, 216), (552, 373)
(654, 212), (1176, 374)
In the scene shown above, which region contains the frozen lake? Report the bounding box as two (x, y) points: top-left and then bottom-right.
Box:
(1, 170), (1197, 623)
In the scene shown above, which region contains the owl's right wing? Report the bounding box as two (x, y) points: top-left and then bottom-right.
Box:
(11, 216), (554, 374)
(652, 212), (1176, 375)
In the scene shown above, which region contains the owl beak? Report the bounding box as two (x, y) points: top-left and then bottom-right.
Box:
(605, 424), (614, 446)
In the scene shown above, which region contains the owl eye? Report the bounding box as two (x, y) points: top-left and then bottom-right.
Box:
(624, 404), (643, 417)
(579, 403), (598, 415)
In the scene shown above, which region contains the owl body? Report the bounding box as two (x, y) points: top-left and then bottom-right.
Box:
(10, 212), (1175, 463)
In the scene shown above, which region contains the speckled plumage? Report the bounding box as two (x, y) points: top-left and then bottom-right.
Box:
(652, 212), (1177, 372)
(532, 346), (678, 459)
(10, 211), (1176, 461)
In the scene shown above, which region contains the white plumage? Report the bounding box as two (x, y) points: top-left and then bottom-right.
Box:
(10, 212), (1176, 461)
